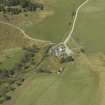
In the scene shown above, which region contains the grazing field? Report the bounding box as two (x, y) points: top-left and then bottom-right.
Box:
(72, 0), (105, 53)
(1, 0), (105, 105)
(3, 55), (101, 105)
(0, 0), (85, 43)
(0, 48), (23, 70)
(0, 23), (29, 51)
(37, 56), (62, 73)
(24, 0), (85, 42)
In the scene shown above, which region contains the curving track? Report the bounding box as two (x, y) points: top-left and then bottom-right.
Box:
(64, 0), (89, 46)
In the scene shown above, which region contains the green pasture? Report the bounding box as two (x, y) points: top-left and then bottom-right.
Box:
(0, 23), (29, 51)
(23, 0), (85, 43)
(3, 57), (100, 105)
(0, 0), (104, 105)
(0, 48), (24, 70)
(72, 0), (105, 53)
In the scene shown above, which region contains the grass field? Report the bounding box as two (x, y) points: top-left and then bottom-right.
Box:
(0, 48), (24, 70)
(0, 0), (85, 43)
(37, 56), (62, 73)
(0, 23), (29, 51)
(23, 0), (85, 42)
(1, 0), (105, 105)
(2, 54), (101, 105)
(72, 0), (105, 53)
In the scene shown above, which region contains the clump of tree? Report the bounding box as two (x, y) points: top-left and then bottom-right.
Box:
(0, 44), (39, 104)
(0, 43), (55, 104)
(60, 56), (74, 64)
(80, 48), (85, 53)
(0, 94), (11, 104)
(0, 0), (44, 15)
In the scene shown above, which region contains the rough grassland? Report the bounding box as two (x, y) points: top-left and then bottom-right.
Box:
(3, 56), (100, 105)
(0, 24), (29, 51)
(0, 48), (23, 70)
(1, 0), (105, 105)
(24, 0), (85, 42)
(0, 0), (85, 43)
(72, 0), (105, 53)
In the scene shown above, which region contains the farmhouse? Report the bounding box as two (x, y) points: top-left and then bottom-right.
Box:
(50, 44), (73, 62)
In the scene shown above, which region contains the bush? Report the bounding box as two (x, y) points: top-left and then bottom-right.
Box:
(0, 95), (11, 104)
(5, 95), (11, 101)
(80, 48), (85, 53)
(10, 86), (16, 91)
(16, 82), (22, 86)
(0, 0), (44, 15)
(0, 97), (5, 104)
